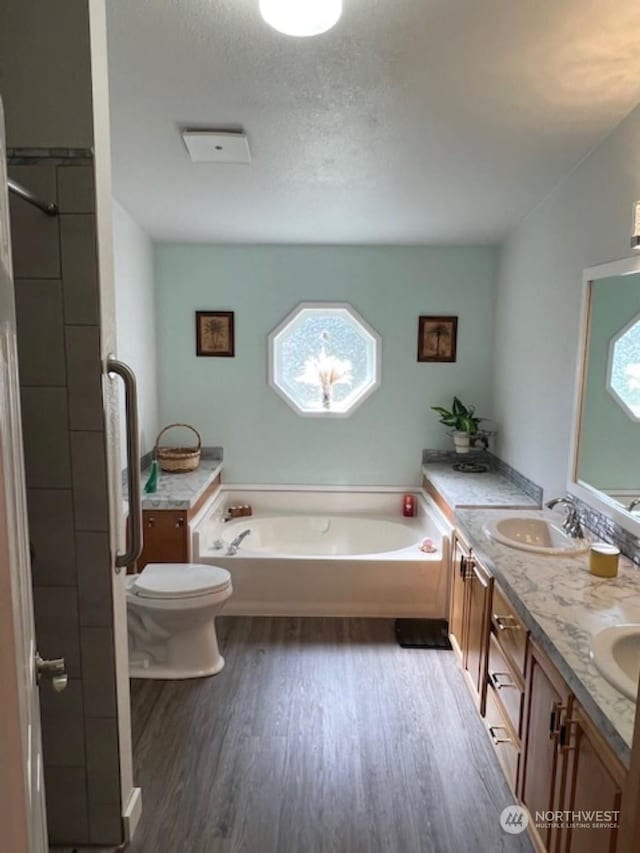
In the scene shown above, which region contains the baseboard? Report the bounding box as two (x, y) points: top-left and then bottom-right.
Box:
(122, 786), (142, 843)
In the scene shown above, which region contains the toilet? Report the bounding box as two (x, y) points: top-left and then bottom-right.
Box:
(126, 562), (232, 679)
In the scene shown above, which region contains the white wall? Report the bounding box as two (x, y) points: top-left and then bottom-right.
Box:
(112, 199), (159, 468)
(493, 103), (640, 499)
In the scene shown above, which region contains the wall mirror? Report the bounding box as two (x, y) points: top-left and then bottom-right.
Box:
(570, 256), (640, 536)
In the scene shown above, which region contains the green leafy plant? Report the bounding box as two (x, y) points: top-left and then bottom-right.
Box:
(431, 397), (482, 435)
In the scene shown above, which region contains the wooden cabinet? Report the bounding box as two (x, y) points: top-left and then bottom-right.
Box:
(439, 509), (629, 853)
(485, 681), (520, 793)
(488, 633), (524, 737)
(520, 641), (571, 851)
(484, 584), (528, 798)
(135, 473), (221, 570)
(491, 584), (527, 680)
(462, 555), (493, 714)
(520, 643), (626, 853)
(448, 533), (493, 713)
(139, 510), (189, 567)
(449, 533), (469, 659)
(557, 700), (624, 853)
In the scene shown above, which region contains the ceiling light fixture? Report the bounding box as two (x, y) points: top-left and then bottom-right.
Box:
(259, 0), (342, 37)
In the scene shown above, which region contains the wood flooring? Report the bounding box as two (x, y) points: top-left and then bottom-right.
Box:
(128, 617), (533, 853)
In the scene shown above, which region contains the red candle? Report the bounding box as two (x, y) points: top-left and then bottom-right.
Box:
(403, 494), (415, 517)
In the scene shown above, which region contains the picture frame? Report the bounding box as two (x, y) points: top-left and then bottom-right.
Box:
(195, 311), (235, 357)
(417, 315), (458, 363)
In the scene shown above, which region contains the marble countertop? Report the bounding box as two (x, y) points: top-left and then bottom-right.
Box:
(140, 460), (223, 510)
(456, 507), (639, 766)
(423, 463), (538, 509)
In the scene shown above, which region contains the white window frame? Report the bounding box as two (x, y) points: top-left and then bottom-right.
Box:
(267, 301), (382, 418)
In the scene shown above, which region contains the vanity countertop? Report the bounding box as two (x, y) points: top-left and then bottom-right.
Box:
(139, 460), (223, 511)
(422, 462), (539, 509)
(456, 507), (639, 766)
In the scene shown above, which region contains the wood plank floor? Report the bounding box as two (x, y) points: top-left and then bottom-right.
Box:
(128, 617), (533, 853)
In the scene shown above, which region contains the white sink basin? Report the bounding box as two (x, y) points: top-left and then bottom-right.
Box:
(591, 625), (640, 700)
(483, 516), (590, 556)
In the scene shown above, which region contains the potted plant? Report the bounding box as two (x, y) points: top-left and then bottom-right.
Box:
(431, 397), (483, 454)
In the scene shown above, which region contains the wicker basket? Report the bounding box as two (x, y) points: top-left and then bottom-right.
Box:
(154, 423), (202, 473)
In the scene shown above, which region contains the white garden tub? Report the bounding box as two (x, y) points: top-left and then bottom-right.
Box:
(192, 489), (451, 617)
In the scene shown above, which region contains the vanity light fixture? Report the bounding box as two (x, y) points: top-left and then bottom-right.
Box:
(632, 201), (640, 250)
(259, 0), (342, 37)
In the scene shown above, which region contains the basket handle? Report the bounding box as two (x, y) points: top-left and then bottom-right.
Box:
(154, 423), (202, 453)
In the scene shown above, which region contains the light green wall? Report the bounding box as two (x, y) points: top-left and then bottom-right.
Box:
(579, 273), (640, 489)
(154, 245), (497, 484)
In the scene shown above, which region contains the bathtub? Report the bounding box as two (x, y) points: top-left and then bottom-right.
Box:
(192, 489), (452, 617)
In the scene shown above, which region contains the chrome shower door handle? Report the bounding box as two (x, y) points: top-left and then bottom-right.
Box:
(107, 355), (143, 572)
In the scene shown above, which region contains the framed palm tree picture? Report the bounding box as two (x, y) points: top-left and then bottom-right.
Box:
(196, 311), (235, 357)
(417, 315), (458, 362)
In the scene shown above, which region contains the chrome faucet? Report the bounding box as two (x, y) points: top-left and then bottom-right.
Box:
(226, 529), (251, 556)
(545, 496), (584, 539)
(627, 498), (640, 513)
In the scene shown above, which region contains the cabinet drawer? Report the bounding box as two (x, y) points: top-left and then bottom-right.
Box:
(492, 585), (527, 678)
(488, 633), (524, 739)
(485, 684), (520, 795)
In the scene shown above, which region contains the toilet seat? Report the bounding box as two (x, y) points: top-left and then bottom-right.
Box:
(131, 563), (231, 600)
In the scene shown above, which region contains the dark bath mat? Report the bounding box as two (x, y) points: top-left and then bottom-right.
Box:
(395, 618), (452, 650)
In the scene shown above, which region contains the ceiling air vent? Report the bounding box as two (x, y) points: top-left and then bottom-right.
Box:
(181, 130), (251, 164)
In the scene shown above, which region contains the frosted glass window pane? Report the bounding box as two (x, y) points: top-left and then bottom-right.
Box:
(269, 304), (380, 416)
(610, 319), (640, 419)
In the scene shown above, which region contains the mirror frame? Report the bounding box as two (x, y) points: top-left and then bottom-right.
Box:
(569, 255), (640, 537)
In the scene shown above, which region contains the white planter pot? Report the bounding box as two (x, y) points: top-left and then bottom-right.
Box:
(453, 431), (471, 454)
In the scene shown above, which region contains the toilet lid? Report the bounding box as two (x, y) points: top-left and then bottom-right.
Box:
(133, 563), (231, 599)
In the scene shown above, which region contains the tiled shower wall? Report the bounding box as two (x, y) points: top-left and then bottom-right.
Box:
(9, 154), (122, 845)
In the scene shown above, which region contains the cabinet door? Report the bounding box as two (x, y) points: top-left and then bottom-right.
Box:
(462, 556), (493, 714)
(449, 534), (470, 659)
(520, 643), (570, 851)
(557, 702), (624, 853)
(139, 510), (188, 569)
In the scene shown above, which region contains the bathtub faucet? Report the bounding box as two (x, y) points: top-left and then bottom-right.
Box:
(227, 529), (251, 556)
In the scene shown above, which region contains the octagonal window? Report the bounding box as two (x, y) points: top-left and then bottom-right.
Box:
(268, 303), (381, 416)
(608, 313), (640, 420)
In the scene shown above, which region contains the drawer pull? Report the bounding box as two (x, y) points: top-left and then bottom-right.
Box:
(488, 725), (512, 745)
(460, 555), (475, 580)
(558, 719), (577, 752)
(490, 671), (516, 690)
(549, 706), (558, 740)
(494, 614), (521, 631)
(176, 517), (185, 528)
(548, 702), (568, 740)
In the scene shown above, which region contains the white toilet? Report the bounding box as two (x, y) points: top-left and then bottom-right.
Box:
(126, 562), (232, 679)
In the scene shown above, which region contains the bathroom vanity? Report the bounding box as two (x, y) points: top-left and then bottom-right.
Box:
(135, 461), (223, 569)
(424, 466), (635, 853)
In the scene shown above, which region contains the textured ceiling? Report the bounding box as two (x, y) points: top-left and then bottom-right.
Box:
(106, 0), (640, 244)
